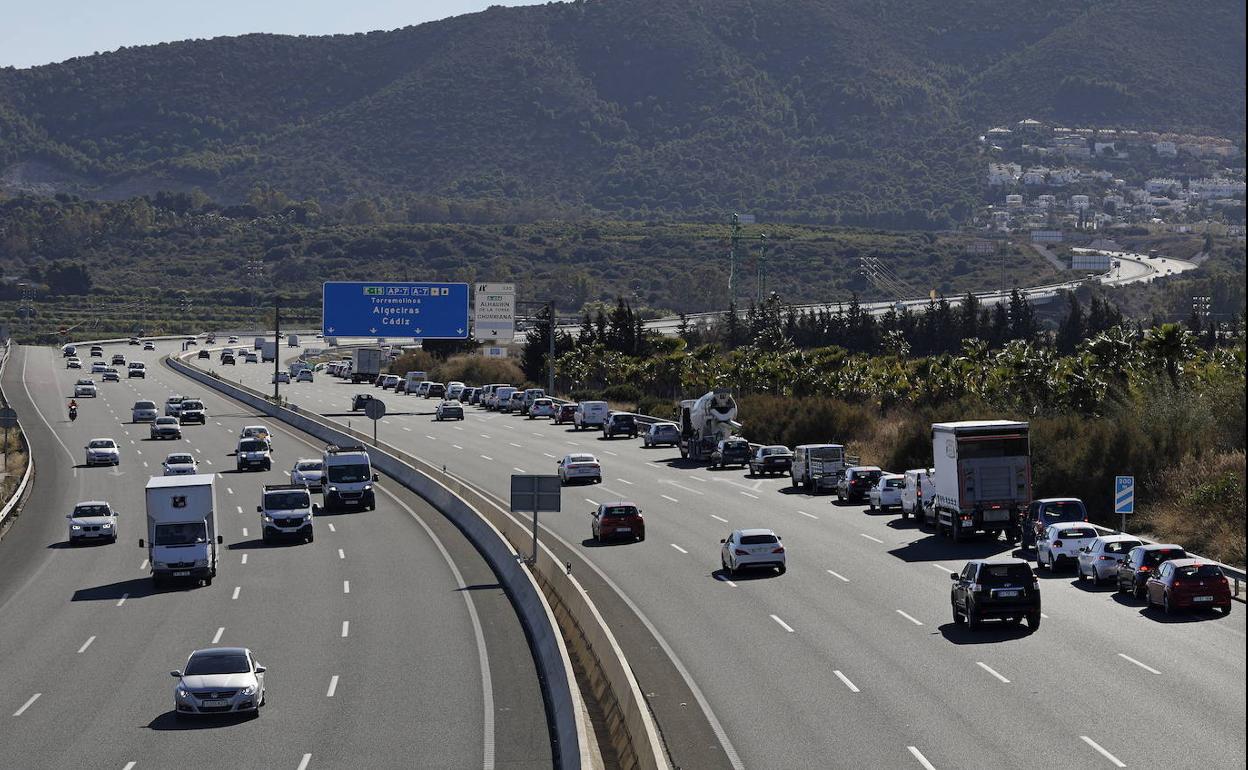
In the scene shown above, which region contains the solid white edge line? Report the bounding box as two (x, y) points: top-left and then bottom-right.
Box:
(12, 692), (40, 716)
(908, 746), (937, 770)
(77, 636), (96, 654)
(770, 614), (795, 633)
(832, 670), (859, 692)
(1117, 652), (1162, 675)
(326, 675), (339, 697)
(378, 485), (496, 770)
(1080, 736), (1127, 768)
(296, 753), (312, 770)
(895, 609), (924, 626)
(975, 661), (1010, 683)
(18, 352), (78, 465)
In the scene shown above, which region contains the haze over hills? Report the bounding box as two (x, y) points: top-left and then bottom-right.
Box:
(0, 0), (1243, 227)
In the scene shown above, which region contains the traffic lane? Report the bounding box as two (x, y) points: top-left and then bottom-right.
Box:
(156, 346), (553, 767)
(218, 359), (1248, 759)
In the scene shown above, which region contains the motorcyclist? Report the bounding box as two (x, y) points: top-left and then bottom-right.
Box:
(68, 398), (79, 418)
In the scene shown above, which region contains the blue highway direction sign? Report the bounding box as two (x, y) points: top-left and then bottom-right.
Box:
(322, 282), (469, 339)
(1114, 475), (1135, 516)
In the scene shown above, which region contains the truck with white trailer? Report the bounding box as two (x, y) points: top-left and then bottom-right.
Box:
(140, 474), (221, 587)
(679, 390), (739, 462)
(351, 348), (383, 384)
(926, 420), (1030, 543)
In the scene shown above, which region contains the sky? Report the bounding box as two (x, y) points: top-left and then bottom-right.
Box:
(0, 0), (553, 69)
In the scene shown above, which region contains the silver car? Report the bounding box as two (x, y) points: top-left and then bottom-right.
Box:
(290, 459), (324, 491)
(171, 647), (266, 719)
(131, 400), (159, 422)
(1077, 535), (1143, 585)
(84, 438), (120, 466)
(66, 501), (118, 545)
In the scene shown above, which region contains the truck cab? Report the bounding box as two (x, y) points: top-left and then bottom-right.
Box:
(259, 484), (317, 544)
(322, 444), (378, 512)
(141, 475), (221, 587)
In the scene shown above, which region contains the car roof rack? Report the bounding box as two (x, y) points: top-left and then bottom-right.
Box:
(325, 444), (368, 455)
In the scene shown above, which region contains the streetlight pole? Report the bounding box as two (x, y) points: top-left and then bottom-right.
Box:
(273, 295), (281, 402)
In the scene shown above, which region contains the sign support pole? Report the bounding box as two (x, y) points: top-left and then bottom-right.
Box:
(532, 507), (540, 564)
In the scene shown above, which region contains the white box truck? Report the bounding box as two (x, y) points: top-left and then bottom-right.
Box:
(351, 348), (383, 384)
(260, 339), (277, 362)
(140, 474), (221, 587)
(287, 334), (300, 347)
(927, 420), (1030, 543)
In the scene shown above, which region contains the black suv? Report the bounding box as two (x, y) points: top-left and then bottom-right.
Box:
(1115, 544), (1187, 599)
(951, 559), (1041, 631)
(603, 413), (639, 439)
(711, 438), (751, 469)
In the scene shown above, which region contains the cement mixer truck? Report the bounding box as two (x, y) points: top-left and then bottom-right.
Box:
(679, 390), (740, 462)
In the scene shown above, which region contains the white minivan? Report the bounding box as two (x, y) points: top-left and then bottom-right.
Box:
(494, 387), (518, 412)
(900, 468), (934, 520)
(573, 401), (609, 431)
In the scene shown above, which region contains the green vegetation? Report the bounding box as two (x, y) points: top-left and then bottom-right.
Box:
(1, 0), (1242, 225)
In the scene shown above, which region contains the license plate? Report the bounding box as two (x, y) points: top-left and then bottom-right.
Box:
(961, 520), (973, 527)
(995, 590), (1019, 598)
(1193, 595), (1214, 602)
(616, 527), (631, 533)
(173, 571), (190, 577)
(201, 699), (229, 708)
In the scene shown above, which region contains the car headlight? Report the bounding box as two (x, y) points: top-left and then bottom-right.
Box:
(176, 687), (192, 700)
(363, 484), (373, 491)
(101, 523), (112, 529)
(71, 524), (82, 530)
(328, 486), (338, 492)
(193, 560), (208, 568)
(262, 514), (274, 522)
(240, 685), (256, 696)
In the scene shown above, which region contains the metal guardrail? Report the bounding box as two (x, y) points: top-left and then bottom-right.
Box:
(0, 342), (35, 532)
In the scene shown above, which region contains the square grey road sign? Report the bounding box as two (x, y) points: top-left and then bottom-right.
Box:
(510, 475), (561, 513)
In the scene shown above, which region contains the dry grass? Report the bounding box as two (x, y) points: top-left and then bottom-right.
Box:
(1139, 451), (1246, 568)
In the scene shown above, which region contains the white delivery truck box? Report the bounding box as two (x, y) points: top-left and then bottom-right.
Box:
(142, 474), (220, 587)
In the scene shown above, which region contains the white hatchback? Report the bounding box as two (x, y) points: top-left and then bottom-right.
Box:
(720, 528), (786, 576)
(868, 473), (905, 512)
(557, 453), (602, 485)
(1036, 524), (1100, 572)
(1076, 534), (1143, 584)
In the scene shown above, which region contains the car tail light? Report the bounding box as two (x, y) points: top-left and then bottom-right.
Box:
(1171, 580), (1185, 588)
(1138, 565), (1150, 572)
(734, 549), (749, 556)
(1097, 555), (1115, 561)
(772, 546), (785, 554)
(1053, 540), (1063, 548)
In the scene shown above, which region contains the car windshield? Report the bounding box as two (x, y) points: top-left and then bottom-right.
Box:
(806, 446), (843, 460)
(297, 462), (322, 472)
(760, 447), (788, 455)
(724, 441), (748, 450)
(73, 505), (111, 517)
(654, 425), (677, 433)
(88, 440), (114, 449)
(154, 521), (206, 546)
(185, 651), (251, 676)
(265, 492), (310, 509)
(1042, 501), (1086, 521)
(857, 470), (883, 481)
(167, 398), (183, 404)
(1175, 564), (1223, 579)
(77, 379), (94, 385)
(603, 506), (639, 518)
(181, 402), (203, 410)
(1144, 549), (1186, 566)
(327, 463), (370, 483)
(979, 564), (1032, 583)
(613, 415), (634, 423)
(156, 418), (177, 425)
(568, 455), (596, 464)
(1058, 528), (1097, 539)
(167, 455), (194, 465)
(1104, 540), (1139, 554)
(884, 478), (904, 489)
(740, 534), (779, 545)
(135, 402), (155, 409)
(240, 440), (267, 453)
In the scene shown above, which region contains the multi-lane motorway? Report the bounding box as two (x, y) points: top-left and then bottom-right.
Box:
(0, 342), (553, 769)
(216, 342), (1244, 770)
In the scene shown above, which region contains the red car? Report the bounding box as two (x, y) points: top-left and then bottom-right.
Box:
(554, 403), (578, 425)
(590, 502), (645, 543)
(1145, 559), (1232, 615)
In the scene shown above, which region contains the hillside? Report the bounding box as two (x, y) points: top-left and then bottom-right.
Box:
(0, 0), (1243, 226)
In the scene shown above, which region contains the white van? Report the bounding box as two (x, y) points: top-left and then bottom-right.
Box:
(447, 382), (465, 400)
(494, 387), (518, 412)
(322, 444), (377, 511)
(901, 468), (935, 520)
(573, 401), (609, 430)
(404, 371), (428, 394)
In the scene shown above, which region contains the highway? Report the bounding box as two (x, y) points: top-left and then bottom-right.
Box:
(0, 342), (553, 769)
(216, 343), (1244, 770)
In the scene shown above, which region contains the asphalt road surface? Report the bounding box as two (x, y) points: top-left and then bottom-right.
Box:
(215, 340), (1245, 770)
(0, 342), (553, 770)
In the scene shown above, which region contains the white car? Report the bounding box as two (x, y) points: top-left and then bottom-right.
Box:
(557, 453), (602, 485)
(66, 357), (82, 369)
(228, 336), (239, 344)
(66, 500), (118, 545)
(720, 528), (786, 576)
(143, 341), (156, 351)
(131, 400), (159, 423)
(435, 400), (465, 421)
(272, 372), (291, 384)
(162, 452), (199, 476)
(290, 459), (324, 491)
(84, 438), (120, 466)
(868, 473), (905, 512)
(1077, 534), (1143, 585)
(296, 369), (314, 383)
(1036, 523), (1100, 572)
(244, 352), (259, 363)
(171, 647), (266, 720)
(240, 425), (272, 444)
(74, 379), (98, 398)
(150, 416), (183, 440)
(528, 398), (557, 419)
(165, 396), (185, 417)
(90, 361), (107, 374)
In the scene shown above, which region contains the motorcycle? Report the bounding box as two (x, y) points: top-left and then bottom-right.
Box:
(69, 406), (78, 422)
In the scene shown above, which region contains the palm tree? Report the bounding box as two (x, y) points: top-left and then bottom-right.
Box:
(1143, 323), (1198, 387)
